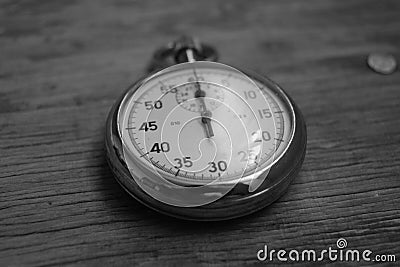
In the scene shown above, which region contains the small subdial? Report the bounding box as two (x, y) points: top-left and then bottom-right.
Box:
(175, 82), (225, 112)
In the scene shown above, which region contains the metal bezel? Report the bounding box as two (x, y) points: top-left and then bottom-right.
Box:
(117, 62), (295, 184)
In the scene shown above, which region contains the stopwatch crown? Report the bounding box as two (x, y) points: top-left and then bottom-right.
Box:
(147, 36), (218, 72)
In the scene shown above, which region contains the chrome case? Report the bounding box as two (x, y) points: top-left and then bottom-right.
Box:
(105, 67), (307, 221)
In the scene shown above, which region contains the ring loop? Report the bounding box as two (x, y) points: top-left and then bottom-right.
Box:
(147, 36), (218, 72)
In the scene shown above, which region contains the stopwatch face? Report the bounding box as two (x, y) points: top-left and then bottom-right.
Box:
(117, 61), (295, 188)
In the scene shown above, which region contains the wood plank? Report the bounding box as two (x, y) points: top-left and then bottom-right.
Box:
(1, 0), (399, 265)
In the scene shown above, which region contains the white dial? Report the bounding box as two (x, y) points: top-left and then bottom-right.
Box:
(118, 62), (294, 185)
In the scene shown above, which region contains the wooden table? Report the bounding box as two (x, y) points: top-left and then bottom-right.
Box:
(1, 0), (399, 265)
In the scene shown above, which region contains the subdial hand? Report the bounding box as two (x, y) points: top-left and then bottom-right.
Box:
(194, 84), (214, 138)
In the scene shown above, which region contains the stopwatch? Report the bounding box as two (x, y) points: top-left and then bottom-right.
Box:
(105, 37), (306, 221)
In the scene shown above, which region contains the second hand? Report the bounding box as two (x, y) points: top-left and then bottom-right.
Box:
(186, 48), (215, 138)
(195, 88), (214, 138)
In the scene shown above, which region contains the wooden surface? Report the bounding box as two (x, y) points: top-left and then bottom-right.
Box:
(1, 0), (400, 265)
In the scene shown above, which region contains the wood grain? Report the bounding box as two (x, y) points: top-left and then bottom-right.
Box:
(1, 0), (400, 265)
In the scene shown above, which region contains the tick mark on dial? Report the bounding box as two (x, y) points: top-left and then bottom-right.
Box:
(140, 152), (149, 158)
